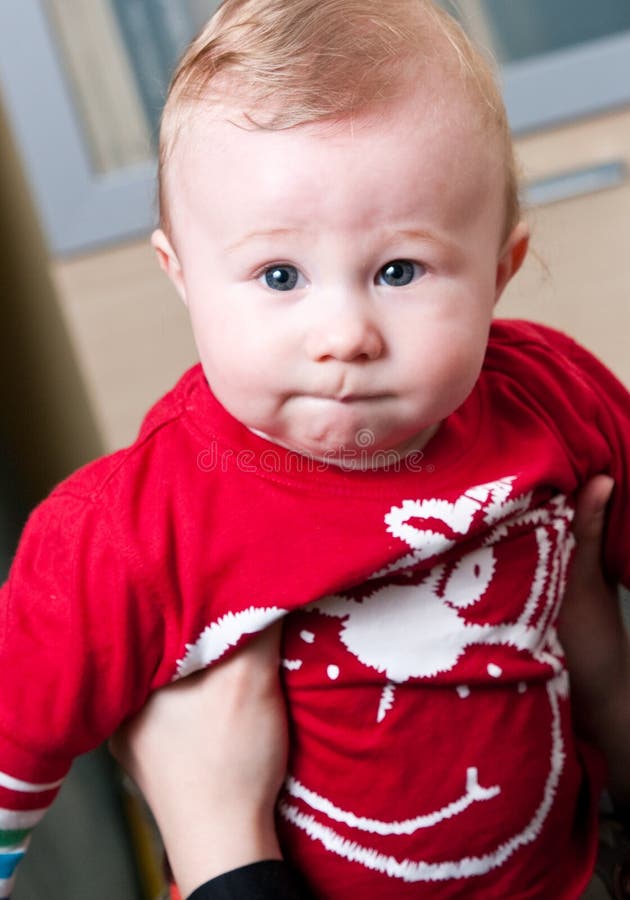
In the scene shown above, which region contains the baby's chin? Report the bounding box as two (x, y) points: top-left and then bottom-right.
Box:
(257, 420), (440, 471)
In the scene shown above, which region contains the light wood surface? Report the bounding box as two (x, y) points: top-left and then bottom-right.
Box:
(51, 240), (197, 452)
(502, 106), (630, 387)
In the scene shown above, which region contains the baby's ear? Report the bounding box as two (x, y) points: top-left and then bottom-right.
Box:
(494, 221), (529, 302)
(151, 229), (187, 304)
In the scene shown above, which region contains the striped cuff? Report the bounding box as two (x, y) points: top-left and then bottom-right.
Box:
(0, 767), (64, 899)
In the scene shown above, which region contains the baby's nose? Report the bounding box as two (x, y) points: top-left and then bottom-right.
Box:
(305, 303), (384, 362)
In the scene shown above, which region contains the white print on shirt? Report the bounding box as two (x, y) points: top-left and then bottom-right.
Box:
(175, 605), (287, 678)
(284, 766), (501, 834)
(278, 670), (567, 883)
(278, 477), (576, 883)
(303, 479), (572, 712)
(176, 476), (576, 884)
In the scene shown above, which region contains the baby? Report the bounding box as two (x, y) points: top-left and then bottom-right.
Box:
(1, 1), (630, 898)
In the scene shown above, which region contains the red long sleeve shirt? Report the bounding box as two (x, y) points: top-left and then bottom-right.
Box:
(1, 320), (629, 898)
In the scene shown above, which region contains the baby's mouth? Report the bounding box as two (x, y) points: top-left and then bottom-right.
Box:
(309, 392), (388, 403)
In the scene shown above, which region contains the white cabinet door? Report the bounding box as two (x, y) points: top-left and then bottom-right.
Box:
(0, 0), (220, 255)
(454, 0), (630, 133)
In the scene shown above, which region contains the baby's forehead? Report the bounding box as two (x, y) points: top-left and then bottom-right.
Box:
(166, 82), (504, 244)
(174, 63), (492, 164)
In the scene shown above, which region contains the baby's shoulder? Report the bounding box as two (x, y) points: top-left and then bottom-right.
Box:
(51, 364), (206, 506)
(485, 318), (608, 404)
(481, 319), (630, 467)
(487, 318), (581, 368)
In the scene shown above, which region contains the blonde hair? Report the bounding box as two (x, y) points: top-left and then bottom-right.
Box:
(159, 0), (520, 240)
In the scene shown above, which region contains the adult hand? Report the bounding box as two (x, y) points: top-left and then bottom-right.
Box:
(559, 474), (620, 702)
(559, 474), (630, 814)
(110, 621), (288, 899)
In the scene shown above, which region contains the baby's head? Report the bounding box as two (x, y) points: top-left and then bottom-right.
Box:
(153, 0), (529, 466)
(158, 0), (520, 241)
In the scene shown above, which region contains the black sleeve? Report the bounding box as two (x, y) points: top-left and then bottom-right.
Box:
(186, 860), (313, 900)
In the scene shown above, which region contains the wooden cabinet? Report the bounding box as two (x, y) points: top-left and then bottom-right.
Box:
(51, 240), (196, 452)
(506, 107), (630, 388)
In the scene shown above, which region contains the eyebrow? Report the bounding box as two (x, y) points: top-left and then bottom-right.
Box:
(384, 228), (452, 250)
(225, 227), (296, 253)
(224, 226), (457, 256)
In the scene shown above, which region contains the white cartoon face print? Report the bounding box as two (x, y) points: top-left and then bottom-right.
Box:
(277, 477), (577, 885)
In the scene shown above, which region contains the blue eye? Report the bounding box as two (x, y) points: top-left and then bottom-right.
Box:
(377, 260), (423, 287)
(262, 265), (300, 291)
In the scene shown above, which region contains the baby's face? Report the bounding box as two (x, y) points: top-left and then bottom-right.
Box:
(155, 81), (527, 466)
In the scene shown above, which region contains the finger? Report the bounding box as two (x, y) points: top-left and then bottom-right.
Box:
(563, 475), (616, 619)
(109, 716), (140, 770)
(572, 474), (614, 544)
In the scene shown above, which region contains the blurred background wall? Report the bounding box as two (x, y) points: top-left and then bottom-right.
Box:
(0, 103), (144, 900)
(0, 102), (102, 506)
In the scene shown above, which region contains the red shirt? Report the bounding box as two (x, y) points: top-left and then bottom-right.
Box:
(1, 320), (629, 898)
